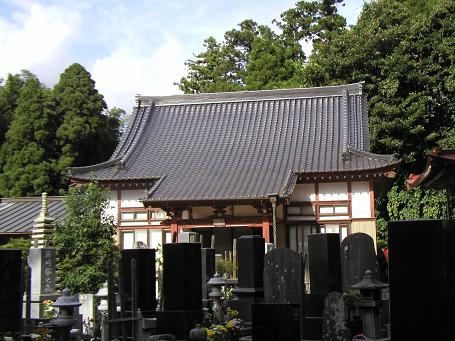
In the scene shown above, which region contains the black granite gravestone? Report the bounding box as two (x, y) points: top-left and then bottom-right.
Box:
(340, 233), (378, 292)
(230, 235), (264, 322)
(322, 292), (350, 341)
(237, 235), (264, 289)
(0, 249), (23, 333)
(302, 293), (325, 340)
(389, 220), (455, 341)
(252, 303), (300, 341)
(121, 248), (156, 317)
(263, 248), (304, 305)
(308, 233), (342, 293)
(201, 248), (215, 304)
(157, 243), (203, 340)
(304, 233), (341, 340)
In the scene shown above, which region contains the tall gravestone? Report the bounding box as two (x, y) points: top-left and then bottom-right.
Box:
(0, 249), (23, 333)
(322, 292), (350, 341)
(389, 220), (455, 341)
(261, 248), (304, 339)
(230, 235), (264, 322)
(28, 192), (58, 318)
(157, 243), (202, 340)
(308, 233), (342, 294)
(304, 233), (342, 340)
(121, 248), (156, 317)
(264, 248), (305, 304)
(201, 248), (215, 305)
(340, 233), (379, 292)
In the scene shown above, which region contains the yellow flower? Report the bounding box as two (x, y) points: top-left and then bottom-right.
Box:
(226, 321), (234, 329)
(207, 329), (214, 337)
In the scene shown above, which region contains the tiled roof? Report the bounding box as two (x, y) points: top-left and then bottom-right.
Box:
(68, 83), (399, 202)
(0, 196), (66, 234)
(407, 150), (455, 190)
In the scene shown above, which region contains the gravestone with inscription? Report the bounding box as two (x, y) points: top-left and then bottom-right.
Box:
(322, 292), (350, 341)
(28, 192), (59, 318)
(0, 249), (23, 333)
(29, 247), (58, 317)
(340, 233), (379, 292)
(263, 248), (305, 305)
(262, 248), (304, 339)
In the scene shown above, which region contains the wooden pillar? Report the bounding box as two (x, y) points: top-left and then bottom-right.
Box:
(262, 213), (270, 243)
(170, 220), (179, 242)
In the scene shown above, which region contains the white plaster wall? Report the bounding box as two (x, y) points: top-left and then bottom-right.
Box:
(121, 189), (147, 208)
(351, 181), (371, 218)
(291, 184), (316, 202)
(319, 182), (348, 201)
(106, 190), (118, 224)
(319, 215), (350, 221)
(121, 221), (149, 227)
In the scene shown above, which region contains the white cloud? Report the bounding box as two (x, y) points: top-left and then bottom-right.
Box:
(91, 35), (185, 111)
(0, 1), (81, 86)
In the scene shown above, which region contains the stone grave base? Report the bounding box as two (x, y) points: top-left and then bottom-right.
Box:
(252, 303), (300, 341)
(229, 296), (263, 322)
(302, 317), (323, 340)
(156, 310), (202, 340)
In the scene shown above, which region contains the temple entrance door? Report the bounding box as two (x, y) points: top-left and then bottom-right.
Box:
(189, 226), (262, 254)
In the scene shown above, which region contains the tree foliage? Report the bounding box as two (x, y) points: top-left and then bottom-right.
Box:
(178, 1), (346, 94)
(54, 182), (118, 293)
(308, 0), (455, 168)
(0, 64), (123, 196)
(0, 78), (59, 196)
(54, 63), (119, 170)
(0, 71), (35, 146)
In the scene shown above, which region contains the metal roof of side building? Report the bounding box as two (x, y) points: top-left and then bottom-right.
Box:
(68, 83), (400, 204)
(0, 196), (66, 234)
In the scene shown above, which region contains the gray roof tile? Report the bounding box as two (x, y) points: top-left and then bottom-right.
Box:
(0, 197), (66, 234)
(68, 83), (399, 202)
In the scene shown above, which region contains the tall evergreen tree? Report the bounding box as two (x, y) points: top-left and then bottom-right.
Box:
(54, 63), (119, 173)
(178, 0), (346, 94)
(245, 25), (305, 90)
(0, 71), (36, 145)
(0, 78), (59, 196)
(178, 20), (260, 94)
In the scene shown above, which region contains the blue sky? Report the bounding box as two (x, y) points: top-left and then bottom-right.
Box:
(0, 0), (366, 111)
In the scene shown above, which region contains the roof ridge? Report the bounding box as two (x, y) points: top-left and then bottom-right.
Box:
(110, 105), (146, 158)
(347, 146), (396, 161)
(140, 83), (364, 107)
(1, 196), (65, 202)
(120, 104), (155, 167)
(67, 104), (153, 176)
(67, 157), (122, 175)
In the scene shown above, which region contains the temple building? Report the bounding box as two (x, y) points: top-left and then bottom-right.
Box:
(68, 83), (399, 254)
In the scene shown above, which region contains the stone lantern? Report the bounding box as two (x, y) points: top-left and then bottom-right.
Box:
(207, 273), (226, 322)
(95, 282), (109, 313)
(50, 288), (82, 341)
(351, 269), (388, 339)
